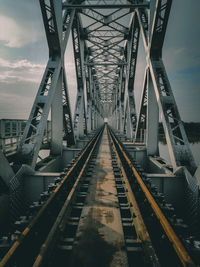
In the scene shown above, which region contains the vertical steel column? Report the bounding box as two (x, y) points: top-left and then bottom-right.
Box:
(124, 12), (140, 140)
(51, 70), (63, 154)
(136, 0), (196, 173)
(120, 68), (126, 134)
(18, 0), (75, 168)
(62, 68), (75, 146)
(50, 0), (63, 155)
(135, 69), (148, 143)
(124, 100), (132, 140)
(86, 65), (92, 133)
(91, 104), (95, 131)
(72, 14), (87, 139)
(146, 69), (159, 155)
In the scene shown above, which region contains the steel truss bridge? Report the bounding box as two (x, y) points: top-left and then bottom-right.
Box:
(0, 1), (200, 266)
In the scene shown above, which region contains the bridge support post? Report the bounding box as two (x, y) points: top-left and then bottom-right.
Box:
(97, 112), (100, 128)
(120, 99), (125, 134)
(91, 106), (94, 131)
(97, 111), (101, 129)
(86, 100), (92, 133)
(72, 15), (87, 140)
(116, 106), (120, 132)
(114, 109), (118, 131)
(135, 0), (197, 174)
(135, 69), (148, 143)
(51, 70), (63, 155)
(74, 91), (85, 139)
(97, 111), (100, 128)
(18, 0), (75, 168)
(125, 102), (133, 140)
(146, 70), (159, 155)
(94, 110), (97, 130)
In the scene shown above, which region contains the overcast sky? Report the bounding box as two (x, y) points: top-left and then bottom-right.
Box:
(0, 0), (199, 122)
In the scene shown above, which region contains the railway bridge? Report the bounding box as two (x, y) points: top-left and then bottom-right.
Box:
(0, 1), (200, 266)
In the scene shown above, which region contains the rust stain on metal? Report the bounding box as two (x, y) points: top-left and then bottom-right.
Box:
(72, 128), (129, 267)
(110, 129), (195, 267)
(105, 210), (114, 224)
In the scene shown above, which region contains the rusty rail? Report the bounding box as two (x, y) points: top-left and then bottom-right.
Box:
(0, 126), (104, 267)
(108, 126), (195, 267)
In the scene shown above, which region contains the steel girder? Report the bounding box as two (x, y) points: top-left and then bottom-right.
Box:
(135, 0), (199, 230)
(19, 0), (75, 168)
(135, 0), (197, 174)
(86, 64), (93, 132)
(72, 13), (88, 138)
(118, 67), (125, 133)
(71, 8), (104, 138)
(63, 2), (149, 9)
(76, 4), (130, 107)
(19, 0), (197, 176)
(135, 68), (148, 143)
(68, 1), (135, 133)
(124, 12), (140, 139)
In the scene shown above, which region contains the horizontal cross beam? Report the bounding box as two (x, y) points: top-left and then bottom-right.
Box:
(63, 3), (149, 9)
(85, 63), (127, 66)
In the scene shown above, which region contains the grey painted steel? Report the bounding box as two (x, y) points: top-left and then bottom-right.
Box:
(63, 2), (149, 9)
(135, 0), (196, 174)
(133, 0), (199, 227)
(0, 119), (26, 155)
(72, 1), (137, 133)
(146, 69), (159, 156)
(19, 0), (75, 168)
(9, 0), (198, 221)
(135, 68), (148, 144)
(124, 13), (140, 139)
(0, 150), (14, 186)
(72, 13), (88, 139)
(0, 119), (51, 157)
(9, 165), (34, 223)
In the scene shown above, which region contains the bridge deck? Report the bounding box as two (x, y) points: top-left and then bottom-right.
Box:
(72, 128), (128, 266)
(0, 125), (198, 267)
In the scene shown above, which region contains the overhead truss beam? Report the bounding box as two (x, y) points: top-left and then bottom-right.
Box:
(18, 0), (197, 179)
(63, 2), (149, 9)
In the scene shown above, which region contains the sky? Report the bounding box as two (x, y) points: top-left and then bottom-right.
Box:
(0, 0), (199, 122)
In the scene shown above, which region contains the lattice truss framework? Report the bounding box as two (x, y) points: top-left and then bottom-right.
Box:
(19, 0), (76, 168)
(19, 0), (197, 176)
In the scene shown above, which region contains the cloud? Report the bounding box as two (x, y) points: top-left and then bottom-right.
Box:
(0, 54), (77, 119)
(0, 14), (37, 48)
(0, 58), (44, 70)
(0, 58), (45, 84)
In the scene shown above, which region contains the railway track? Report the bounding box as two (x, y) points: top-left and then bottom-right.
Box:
(0, 124), (199, 267)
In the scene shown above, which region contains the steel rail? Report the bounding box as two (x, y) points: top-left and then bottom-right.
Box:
(108, 128), (160, 266)
(32, 127), (103, 267)
(0, 126), (104, 267)
(108, 127), (195, 267)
